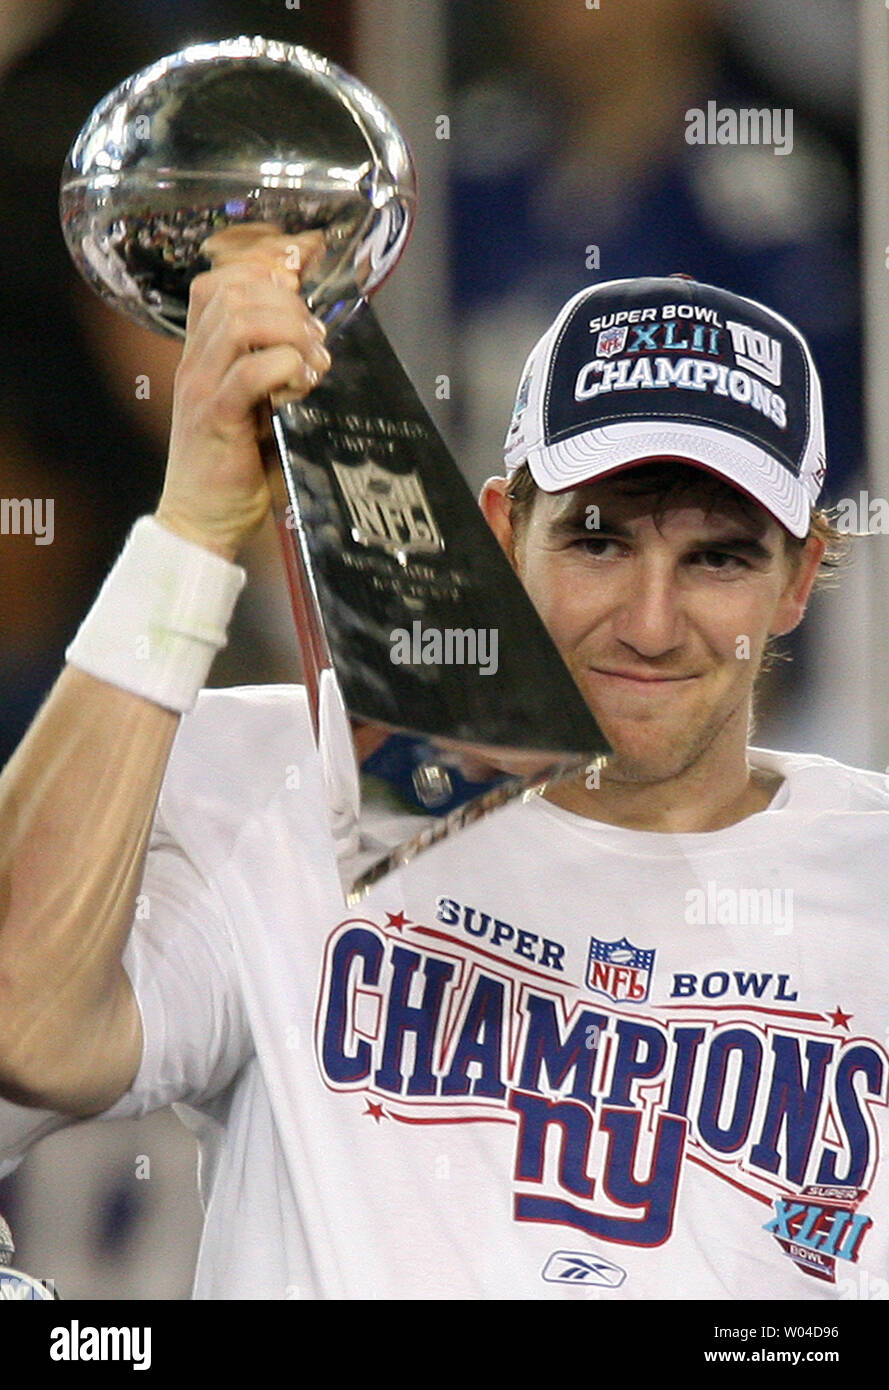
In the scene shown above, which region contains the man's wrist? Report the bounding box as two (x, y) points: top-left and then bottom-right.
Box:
(66, 516), (247, 712)
(153, 508), (241, 564)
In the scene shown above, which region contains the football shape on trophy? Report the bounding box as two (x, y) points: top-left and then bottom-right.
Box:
(60, 36), (416, 336)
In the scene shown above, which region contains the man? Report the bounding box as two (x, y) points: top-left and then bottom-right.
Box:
(0, 254), (885, 1301)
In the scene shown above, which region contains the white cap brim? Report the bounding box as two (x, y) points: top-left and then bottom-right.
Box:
(524, 419), (813, 537)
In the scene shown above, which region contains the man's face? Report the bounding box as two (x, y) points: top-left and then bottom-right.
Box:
(483, 471), (823, 787)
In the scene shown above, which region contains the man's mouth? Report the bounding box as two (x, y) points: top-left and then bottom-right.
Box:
(588, 667), (699, 686)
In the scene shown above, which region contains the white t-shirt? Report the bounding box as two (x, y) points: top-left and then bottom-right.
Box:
(3, 684), (888, 1301)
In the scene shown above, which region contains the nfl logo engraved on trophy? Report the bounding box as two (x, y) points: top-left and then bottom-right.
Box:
(333, 459), (444, 558)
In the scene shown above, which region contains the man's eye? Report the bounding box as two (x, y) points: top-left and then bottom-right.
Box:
(573, 536), (622, 557)
(695, 549), (749, 571)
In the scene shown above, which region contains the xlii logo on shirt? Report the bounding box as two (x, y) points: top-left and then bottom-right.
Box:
(764, 1186), (872, 1284)
(314, 910), (888, 1266)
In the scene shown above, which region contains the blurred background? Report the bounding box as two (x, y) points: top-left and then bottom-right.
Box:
(0, 0), (877, 1297)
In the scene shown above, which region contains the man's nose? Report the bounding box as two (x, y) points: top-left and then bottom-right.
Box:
(611, 558), (687, 658)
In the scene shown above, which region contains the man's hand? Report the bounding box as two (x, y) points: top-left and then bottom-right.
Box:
(156, 228), (332, 561)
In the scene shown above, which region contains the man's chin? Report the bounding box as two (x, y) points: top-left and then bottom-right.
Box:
(598, 749), (687, 788)
(595, 703), (744, 787)
(593, 717), (702, 787)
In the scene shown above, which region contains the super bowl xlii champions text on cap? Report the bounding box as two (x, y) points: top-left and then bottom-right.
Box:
(505, 275), (825, 537)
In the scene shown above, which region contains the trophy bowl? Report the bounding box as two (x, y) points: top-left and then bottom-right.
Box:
(59, 36), (417, 337)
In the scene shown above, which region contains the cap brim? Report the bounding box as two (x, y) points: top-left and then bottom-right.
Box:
(526, 420), (811, 537)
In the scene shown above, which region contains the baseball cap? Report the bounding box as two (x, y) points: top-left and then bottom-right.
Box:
(503, 275), (826, 537)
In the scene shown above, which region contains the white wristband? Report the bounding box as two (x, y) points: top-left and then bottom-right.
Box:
(65, 516), (247, 712)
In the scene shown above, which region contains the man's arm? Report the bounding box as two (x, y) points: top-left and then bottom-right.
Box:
(0, 235), (331, 1117)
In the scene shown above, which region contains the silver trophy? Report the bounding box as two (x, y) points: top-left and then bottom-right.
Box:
(60, 37), (608, 902)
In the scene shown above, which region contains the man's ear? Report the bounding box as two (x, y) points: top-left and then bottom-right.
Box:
(479, 476), (518, 566)
(769, 534), (827, 637)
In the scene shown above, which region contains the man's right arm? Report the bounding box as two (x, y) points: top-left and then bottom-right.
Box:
(0, 235), (332, 1118)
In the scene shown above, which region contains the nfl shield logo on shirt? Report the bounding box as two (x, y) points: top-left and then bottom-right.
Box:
(586, 935), (656, 1003)
(596, 326), (628, 358)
